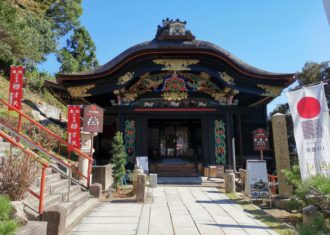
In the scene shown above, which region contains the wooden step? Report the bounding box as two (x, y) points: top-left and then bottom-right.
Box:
(157, 167), (197, 172)
(156, 163), (198, 177)
(158, 172), (198, 177)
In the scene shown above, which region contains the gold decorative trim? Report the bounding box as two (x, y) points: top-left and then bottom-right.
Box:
(220, 72), (235, 85)
(67, 84), (95, 98)
(153, 59), (199, 71)
(117, 72), (134, 85)
(257, 84), (282, 97)
(200, 72), (211, 80)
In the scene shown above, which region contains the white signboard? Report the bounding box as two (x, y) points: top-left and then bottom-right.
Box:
(136, 156), (149, 174)
(287, 84), (330, 179)
(245, 160), (270, 199)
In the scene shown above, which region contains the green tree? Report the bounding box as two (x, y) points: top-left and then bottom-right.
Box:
(0, 1), (55, 67)
(296, 61), (330, 98)
(110, 132), (127, 191)
(46, 0), (83, 37)
(0, 0), (84, 69)
(269, 61), (330, 164)
(57, 27), (98, 73)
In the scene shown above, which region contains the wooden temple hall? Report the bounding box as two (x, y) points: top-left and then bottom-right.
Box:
(46, 19), (294, 176)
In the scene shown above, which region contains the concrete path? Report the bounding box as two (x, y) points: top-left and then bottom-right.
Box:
(70, 187), (279, 235)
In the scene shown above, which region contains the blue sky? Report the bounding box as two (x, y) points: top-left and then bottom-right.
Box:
(39, 0), (330, 113)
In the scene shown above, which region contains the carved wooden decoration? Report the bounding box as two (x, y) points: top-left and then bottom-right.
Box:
(257, 84), (282, 97)
(117, 72), (134, 85)
(220, 72), (235, 85)
(67, 84), (95, 97)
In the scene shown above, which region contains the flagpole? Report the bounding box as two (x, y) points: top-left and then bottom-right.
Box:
(288, 80), (329, 92)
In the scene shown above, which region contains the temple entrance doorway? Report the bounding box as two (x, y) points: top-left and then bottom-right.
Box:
(148, 119), (202, 176)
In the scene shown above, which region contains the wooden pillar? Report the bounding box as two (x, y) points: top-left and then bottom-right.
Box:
(136, 115), (148, 156)
(237, 114), (244, 167)
(201, 117), (210, 164)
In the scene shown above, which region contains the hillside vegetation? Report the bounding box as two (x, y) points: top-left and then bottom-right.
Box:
(0, 74), (67, 117)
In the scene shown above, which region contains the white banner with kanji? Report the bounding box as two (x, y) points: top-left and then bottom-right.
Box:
(287, 83), (330, 179)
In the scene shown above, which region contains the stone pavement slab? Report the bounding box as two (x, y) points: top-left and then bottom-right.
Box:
(70, 186), (279, 235)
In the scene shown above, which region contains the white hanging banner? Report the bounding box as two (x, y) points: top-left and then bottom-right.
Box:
(287, 83), (330, 179)
(323, 0), (330, 26)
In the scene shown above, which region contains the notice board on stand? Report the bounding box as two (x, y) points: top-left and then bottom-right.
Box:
(244, 160), (270, 199)
(136, 156), (149, 174)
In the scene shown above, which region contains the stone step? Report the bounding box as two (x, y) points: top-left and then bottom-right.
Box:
(27, 193), (63, 212)
(29, 185), (51, 198)
(71, 191), (90, 208)
(60, 191), (90, 216)
(158, 176), (202, 184)
(36, 173), (61, 186)
(54, 184), (82, 202)
(46, 179), (69, 194)
(65, 198), (99, 234)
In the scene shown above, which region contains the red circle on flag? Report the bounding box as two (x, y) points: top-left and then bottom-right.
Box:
(297, 97), (321, 119)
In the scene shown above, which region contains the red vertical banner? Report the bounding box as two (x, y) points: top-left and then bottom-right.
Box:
(8, 66), (24, 110)
(68, 105), (81, 149)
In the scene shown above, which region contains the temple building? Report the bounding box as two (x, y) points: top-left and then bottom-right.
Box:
(46, 19), (294, 176)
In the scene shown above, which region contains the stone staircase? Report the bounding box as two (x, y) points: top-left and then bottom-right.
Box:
(157, 162), (198, 177)
(0, 137), (99, 234)
(26, 168), (98, 234)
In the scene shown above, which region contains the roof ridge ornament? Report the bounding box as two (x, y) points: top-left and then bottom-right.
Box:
(156, 18), (195, 41)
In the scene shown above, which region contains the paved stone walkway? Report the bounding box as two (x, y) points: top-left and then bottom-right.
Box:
(71, 187), (279, 235)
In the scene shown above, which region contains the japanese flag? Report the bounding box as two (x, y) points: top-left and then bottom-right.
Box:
(287, 83), (330, 179)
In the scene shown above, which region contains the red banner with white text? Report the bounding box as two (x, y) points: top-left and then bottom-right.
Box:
(8, 66), (24, 110)
(68, 105), (81, 149)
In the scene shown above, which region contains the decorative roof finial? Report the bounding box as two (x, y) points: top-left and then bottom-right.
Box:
(156, 18), (195, 41)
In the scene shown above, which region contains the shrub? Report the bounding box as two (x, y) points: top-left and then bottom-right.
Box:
(0, 196), (12, 221)
(286, 196), (303, 212)
(0, 195), (18, 235)
(282, 165), (302, 189)
(297, 217), (330, 235)
(0, 150), (38, 201)
(110, 132), (127, 191)
(295, 175), (330, 215)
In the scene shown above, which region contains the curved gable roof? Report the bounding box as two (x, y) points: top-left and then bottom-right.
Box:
(56, 39), (294, 85)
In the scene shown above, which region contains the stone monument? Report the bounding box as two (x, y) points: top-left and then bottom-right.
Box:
(271, 113), (293, 198)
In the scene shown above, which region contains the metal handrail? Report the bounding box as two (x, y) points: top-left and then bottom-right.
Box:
(0, 98), (93, 186)
(0, 130), (48, 215)
(0, 124), (86, 188)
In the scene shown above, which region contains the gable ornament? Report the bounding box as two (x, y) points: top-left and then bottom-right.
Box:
(153, 59), (199, 71)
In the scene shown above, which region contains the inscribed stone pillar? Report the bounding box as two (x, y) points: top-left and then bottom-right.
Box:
(271, 113), (293, 198)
